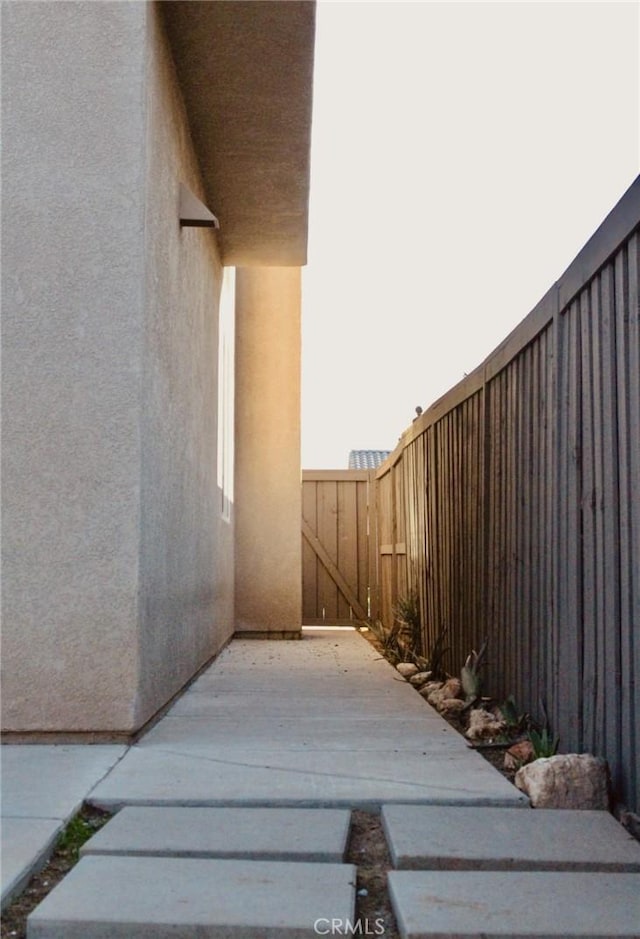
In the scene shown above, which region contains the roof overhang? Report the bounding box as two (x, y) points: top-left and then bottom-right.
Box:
(161, 0), (316, 267)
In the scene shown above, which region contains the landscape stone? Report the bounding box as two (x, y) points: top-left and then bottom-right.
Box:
(504, 739), (535, 771)
(427, 677), (462, 710)
(408, 671), (431, 686)
(515, 753), (610, 809)
(465, 707), (506, 741)
(396, 663), (418, 678)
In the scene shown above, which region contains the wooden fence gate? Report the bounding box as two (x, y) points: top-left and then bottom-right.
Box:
(301, 470), (378, 625)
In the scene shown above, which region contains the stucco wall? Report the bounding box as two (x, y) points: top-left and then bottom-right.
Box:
(1, 1), (147, 730)
(234, 267), (302, 635)
(135, 5), (234, 726)
(1, 2), (234, 732)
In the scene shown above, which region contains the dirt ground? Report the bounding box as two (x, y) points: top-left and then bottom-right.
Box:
(347, 810), (400, 938)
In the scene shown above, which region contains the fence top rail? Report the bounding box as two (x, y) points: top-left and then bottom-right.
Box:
(302, 469), (372, 481)
(376, 174), (640, 479)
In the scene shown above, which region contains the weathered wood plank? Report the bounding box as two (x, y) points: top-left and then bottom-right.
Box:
(337, 481), (358, 621)
(616, 233), (640, 811)
(301, 477), (319, 622)
(367, 470), (380, 623)
(589, 276), (606, 759)
(580, 285), (597, 751)
(303, 470), (370, 482)
(599, 263), (622, 790)
(561, 297), (583, 751)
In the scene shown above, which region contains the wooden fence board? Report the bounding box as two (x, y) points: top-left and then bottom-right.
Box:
(302, 474), (319, 623)
(616, 234), (640, 808)
(580, 286), (596, 751)
(600, 265), (622, 790)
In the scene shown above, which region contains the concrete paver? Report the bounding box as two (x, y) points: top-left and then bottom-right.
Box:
(88, 742), (528, 810)
(1, 745), (126, 819)
(382, 804), (640, 871)
(0, 744), (126, 909)
(80, 806), (351, 861)
(89, 631), (527, 810)
(26, 855), (357, 938)
(387, 870), (640, 937)
(1, 818), (63, 909)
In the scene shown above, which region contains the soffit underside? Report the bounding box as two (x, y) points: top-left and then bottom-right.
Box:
(161, 1), (316, 267)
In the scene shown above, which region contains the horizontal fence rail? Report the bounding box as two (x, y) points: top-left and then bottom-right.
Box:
(374, 176), (640, 815)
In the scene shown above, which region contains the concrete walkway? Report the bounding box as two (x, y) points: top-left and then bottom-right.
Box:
(88, 628), (528, 811)
(5, 628), (640, 937)
(1, 744), (125, 908)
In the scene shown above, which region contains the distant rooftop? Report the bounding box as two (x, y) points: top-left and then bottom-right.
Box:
(348, 450), (391, 470)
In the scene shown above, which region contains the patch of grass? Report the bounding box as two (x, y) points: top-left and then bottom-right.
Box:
(55, 812), (106, 864)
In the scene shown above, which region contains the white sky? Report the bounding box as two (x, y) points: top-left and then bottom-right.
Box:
(301, 0), (640, 469)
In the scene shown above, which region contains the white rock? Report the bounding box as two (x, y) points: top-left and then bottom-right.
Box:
(441, 677), (462, 698)
(465, 708), (506, 741)
(428, 677), (463, 710)
(419, 681), (443, 698)
(396, 662), (418, 678)
(409, 671), (432, 686)
(515, 753), (610, 809)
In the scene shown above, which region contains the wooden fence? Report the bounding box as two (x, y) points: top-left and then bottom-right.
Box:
(302, 470), (378, 625)
(374, 176), (640, 815)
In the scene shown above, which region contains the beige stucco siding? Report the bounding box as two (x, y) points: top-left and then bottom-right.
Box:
(1, 1), (147, 730)
(1, 2), (234, 732)
(135, 4), (234, 726)
(234, 267), (302, 635)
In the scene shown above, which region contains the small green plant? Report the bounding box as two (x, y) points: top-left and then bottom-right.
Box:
(56, 812), (108, 863)
(528, 726), (560, 759)
(499, 695), (520, 726)
(499, 694), (529, 733)
(367, 619), (404, 665)
(460, 636), (488, 704)
(393, 590), (422, 656)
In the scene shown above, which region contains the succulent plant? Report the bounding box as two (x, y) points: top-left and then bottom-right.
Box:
(460, 636), (488, 704)
(528, 726), (560, 759)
